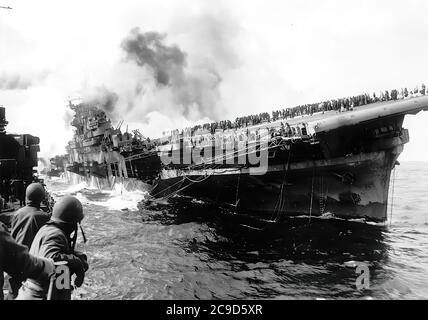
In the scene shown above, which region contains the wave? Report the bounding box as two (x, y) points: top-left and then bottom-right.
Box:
(76, 184), (148, 211)
(48, 173), (150, 211)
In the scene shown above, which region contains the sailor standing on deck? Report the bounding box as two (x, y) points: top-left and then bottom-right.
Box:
(421, 83), (426, 96)
(398, 89), (404, 100)
(16, 196), (89, 300)
(0, 222), (55, 300)
(8, 183), (51, 298)
(414, 85), (419, 96)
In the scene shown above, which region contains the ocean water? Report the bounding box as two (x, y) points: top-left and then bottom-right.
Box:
(45, 161), (428, 300)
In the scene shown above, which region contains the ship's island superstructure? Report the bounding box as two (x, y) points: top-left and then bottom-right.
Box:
(58, 93), (428, 222)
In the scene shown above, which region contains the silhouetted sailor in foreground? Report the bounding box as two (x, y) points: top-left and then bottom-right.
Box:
(8, 183), (51, 298)
(0, 222), (54, 300)
(17, 196), (89, 300)
(11, 183), (50, 249)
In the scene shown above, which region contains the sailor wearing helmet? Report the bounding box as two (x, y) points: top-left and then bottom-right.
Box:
(16, 196), (89, 300)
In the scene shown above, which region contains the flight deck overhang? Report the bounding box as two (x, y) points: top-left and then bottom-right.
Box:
(306, 96), (428, 135)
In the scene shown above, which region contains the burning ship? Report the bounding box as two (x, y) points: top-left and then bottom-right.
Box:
(60, 93), (428, 222)
(44, 155), (69, 178)
(64, 101), (160, 184)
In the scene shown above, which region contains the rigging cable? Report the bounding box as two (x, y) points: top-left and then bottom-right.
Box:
(150, 177), (186, 198)
(253, 148), (292, 230)
(275, 149), (292, 221)
(390, 166), (396, 227)
(309, 164), (315, 224)
(235, 173), (241, 212)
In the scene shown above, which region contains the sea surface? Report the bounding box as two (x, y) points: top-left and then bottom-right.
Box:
(45, 161), (428, 300)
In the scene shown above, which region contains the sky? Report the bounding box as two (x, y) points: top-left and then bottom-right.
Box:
(0, 0), (428, 161)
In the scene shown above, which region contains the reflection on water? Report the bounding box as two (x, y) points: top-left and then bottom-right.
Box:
(45, 162), (428, 300)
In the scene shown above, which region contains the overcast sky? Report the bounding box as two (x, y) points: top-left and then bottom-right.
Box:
(1, 0), (428, 161)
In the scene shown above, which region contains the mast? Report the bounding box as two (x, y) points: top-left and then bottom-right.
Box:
(0, 107), (8, 134)
(0, 5), (12, 133)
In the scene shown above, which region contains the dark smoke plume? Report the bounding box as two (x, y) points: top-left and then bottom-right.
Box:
(82, 86), (119, 113)
(120, 28), (225, 120)
(121, 29), (187, 86)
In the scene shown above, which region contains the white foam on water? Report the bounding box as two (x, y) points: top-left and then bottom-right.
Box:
(46, 176), (62, 181)
(75, 182), (148, 211)
(48, 174), (149, 211)
(289, 212), (386, 226)
(51, 182), (90, 196)
(95, 184), (148, 211)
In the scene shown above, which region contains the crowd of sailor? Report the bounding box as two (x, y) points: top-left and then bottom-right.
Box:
(160, 84), (427, 144)
(184, 84), (426, 134)
(165, 120), (308, 149)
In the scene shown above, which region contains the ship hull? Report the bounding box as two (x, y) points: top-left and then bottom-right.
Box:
(151, 148), (400, 222)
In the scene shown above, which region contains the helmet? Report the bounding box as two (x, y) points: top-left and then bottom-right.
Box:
(26, 183), (46, 204)
(51, 196), (84, 224)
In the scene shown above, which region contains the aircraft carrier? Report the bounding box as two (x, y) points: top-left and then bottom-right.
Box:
(58, 94), (428, 222)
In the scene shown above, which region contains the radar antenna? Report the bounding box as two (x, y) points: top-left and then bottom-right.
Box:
(115, 120), (124, 131)
(132, 129), (145, 140)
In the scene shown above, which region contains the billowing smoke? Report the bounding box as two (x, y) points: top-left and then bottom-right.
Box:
(38, 157), (48, 167)
(121, 29), (187, 86)
(72, 10), (241, 135)
(63, 109), (74, 127)
(120, 28), (224, 120)
(82, 85), (119, 114)
(0, 73), (32, 90)
(0, 70), (49, 90)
